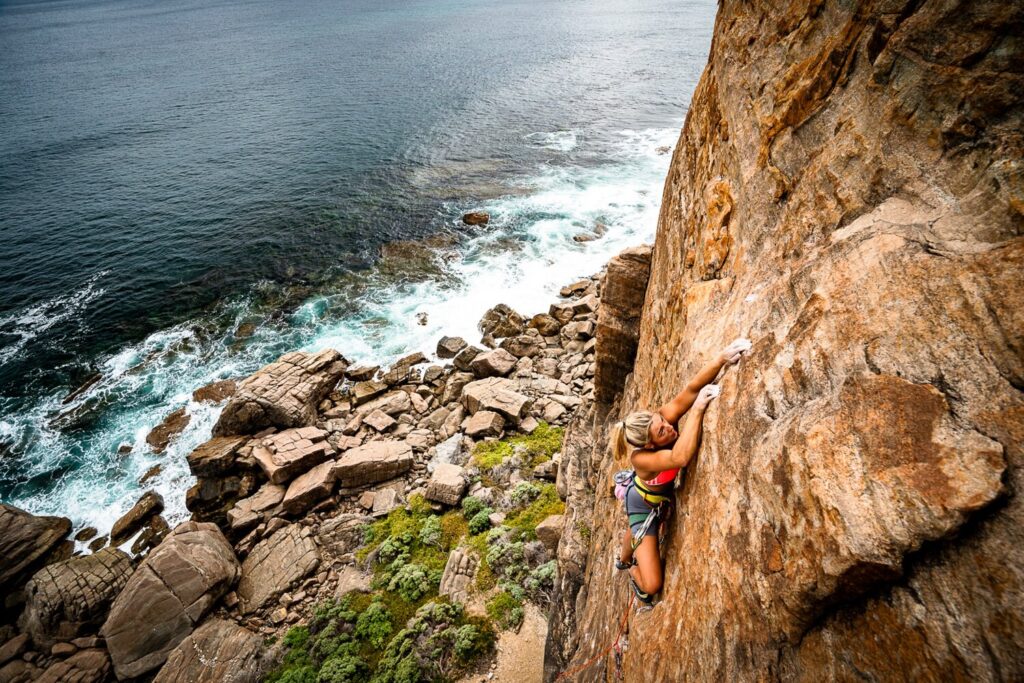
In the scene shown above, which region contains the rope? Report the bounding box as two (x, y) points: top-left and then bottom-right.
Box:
(554, 591), (636, 682)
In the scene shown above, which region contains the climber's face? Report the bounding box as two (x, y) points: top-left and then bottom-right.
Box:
(647, 413), (677, 448)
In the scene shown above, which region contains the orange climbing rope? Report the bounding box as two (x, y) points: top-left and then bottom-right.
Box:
(554, 591), (636, 682)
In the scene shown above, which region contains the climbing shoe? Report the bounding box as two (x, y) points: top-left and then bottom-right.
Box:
(614, 557), (636, 571)
(628, 574), (654, 605)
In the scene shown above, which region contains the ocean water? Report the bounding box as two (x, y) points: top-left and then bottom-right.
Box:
(0, 0), (715, 536)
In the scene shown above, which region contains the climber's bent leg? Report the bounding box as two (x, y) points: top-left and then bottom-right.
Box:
(619, 529), (634, 566)
(629, 535), (662, 595)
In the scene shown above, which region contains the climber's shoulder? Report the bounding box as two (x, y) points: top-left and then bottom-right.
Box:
(629, 446), (675, 479)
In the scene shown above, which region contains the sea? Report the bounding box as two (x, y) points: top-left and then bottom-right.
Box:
(0, 0), (715, 537)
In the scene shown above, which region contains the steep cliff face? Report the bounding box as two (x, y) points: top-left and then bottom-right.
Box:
(546, 1), (1023, 680)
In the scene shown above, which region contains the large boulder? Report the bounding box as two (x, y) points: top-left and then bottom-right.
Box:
(252, 427), (334, 484)
(478, 304), (526, 339)
(0, 504), (71, 595)
(35, 648), (110, 683)
(101, 521), (239, 680)
(109, 491), (164, 546)
(469, 348), (517, 378)
(19, 548), (132, 649)
(317, 513), (374, 559)
(438, 548), (478, 605)
(153, 619), (265, 683)
(460, 377), (532, 424)
(332, 441), (414, 488)
(281, 460), (336, 515)
(237, 524), (319, 615)
(145, 408), (190, 453)
(185, 436), (248, 477)
(213, 350), (347, 436)
(424, 463), (466, 506)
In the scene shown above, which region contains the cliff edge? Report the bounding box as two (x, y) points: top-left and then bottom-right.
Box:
(546, 1), (1022, 680)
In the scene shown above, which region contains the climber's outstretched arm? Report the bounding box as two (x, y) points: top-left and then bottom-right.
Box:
(631, 386), (718, 474)
(658, 338), (751, 424)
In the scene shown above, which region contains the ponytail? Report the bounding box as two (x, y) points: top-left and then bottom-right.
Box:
(610, 421), (629, 464)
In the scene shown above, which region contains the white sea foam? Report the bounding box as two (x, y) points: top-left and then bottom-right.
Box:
(3, 124), (681, 539)
(0, 270), (110, 367)
(526, 130), (579, 152)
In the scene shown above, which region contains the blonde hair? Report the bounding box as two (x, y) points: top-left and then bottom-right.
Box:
(610, 410), (654, 462)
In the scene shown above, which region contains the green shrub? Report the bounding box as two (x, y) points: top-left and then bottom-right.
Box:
(418, 515), (441, 547)
(506, 483), (564, 540)
(318, 654), (369, 683)
(509, 482), (540, 508)
(471, 422), (564, 471)
(275, 666), (318, 683)
(486, 539), (528, 584)
(486, 591), (525, 631)
(387, 563), (442, 603)
(461, 496), (485, 518)
(354, 600), (393, 648)
(468, 508), (493, 535)
(524, 560), (558, 602)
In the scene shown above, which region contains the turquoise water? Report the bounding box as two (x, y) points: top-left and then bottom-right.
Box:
(0, 0), (715, 534)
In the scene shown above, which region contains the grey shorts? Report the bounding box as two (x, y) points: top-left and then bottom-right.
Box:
(624, 484), (667, 538)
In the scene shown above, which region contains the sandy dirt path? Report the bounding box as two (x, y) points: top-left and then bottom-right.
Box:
(458, 603), (548, 683)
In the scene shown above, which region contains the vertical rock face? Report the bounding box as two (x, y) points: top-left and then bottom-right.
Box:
(593, 245), (652, 404)
(547, 2), (1023, 681)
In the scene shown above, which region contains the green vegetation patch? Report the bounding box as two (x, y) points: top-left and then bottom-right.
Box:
(471, 422), (563, 470)
(485, 590), (525, 631)
(268, 595), (495, 683)
(505, 483), (564, 540)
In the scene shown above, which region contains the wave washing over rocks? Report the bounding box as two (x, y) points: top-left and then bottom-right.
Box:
(0, 126), (677, 540)
(0, 254), (644, 680)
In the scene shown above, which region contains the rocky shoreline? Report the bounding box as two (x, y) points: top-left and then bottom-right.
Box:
(0, 245), (651, 682)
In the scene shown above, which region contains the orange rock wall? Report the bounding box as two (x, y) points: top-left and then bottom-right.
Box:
(546, 1), (1023, 680)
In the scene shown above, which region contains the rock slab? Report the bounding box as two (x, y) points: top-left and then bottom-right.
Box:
(213, 349), (347, 435)
(101, 521), (239, 680)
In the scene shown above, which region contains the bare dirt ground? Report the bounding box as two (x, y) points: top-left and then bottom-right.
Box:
(457, 603), (548, 683)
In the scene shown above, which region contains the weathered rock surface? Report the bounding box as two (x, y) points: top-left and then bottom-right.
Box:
(462, 211), (489, 225)
(332, 441), (414, 488)
(317, 513), (374, 559)
(213, 350), (347, 435)
(546, 2), (1024, 681)
(237, 524), (319, 615)
(252, 427), (334, 484)
(0, 504), (71, 594)
(186, 435), (247, 477)
(424, 463), (466, 506)
(109, 491), (164, 546)
(461, 377), (532, 424)
(19, 548), (132, 649)
(436, 335), (467, 359)
(101, 521), (239, 680)
(593, 245), (651, 404)
(478, 304), (526, 339)
(146, 407), (190, 453)
(439, 548), (478, 605)
(192, 379), (236, 404)
(464, 410), (505, 438)
(153, 618), (265, 683)
(281, 460), (336, 515)
(534, 515), (563, 554)
(469, 348), (517, 378)
(35, 648), (110, 683)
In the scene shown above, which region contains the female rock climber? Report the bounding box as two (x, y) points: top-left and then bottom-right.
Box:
(611, 337), (751, 604)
